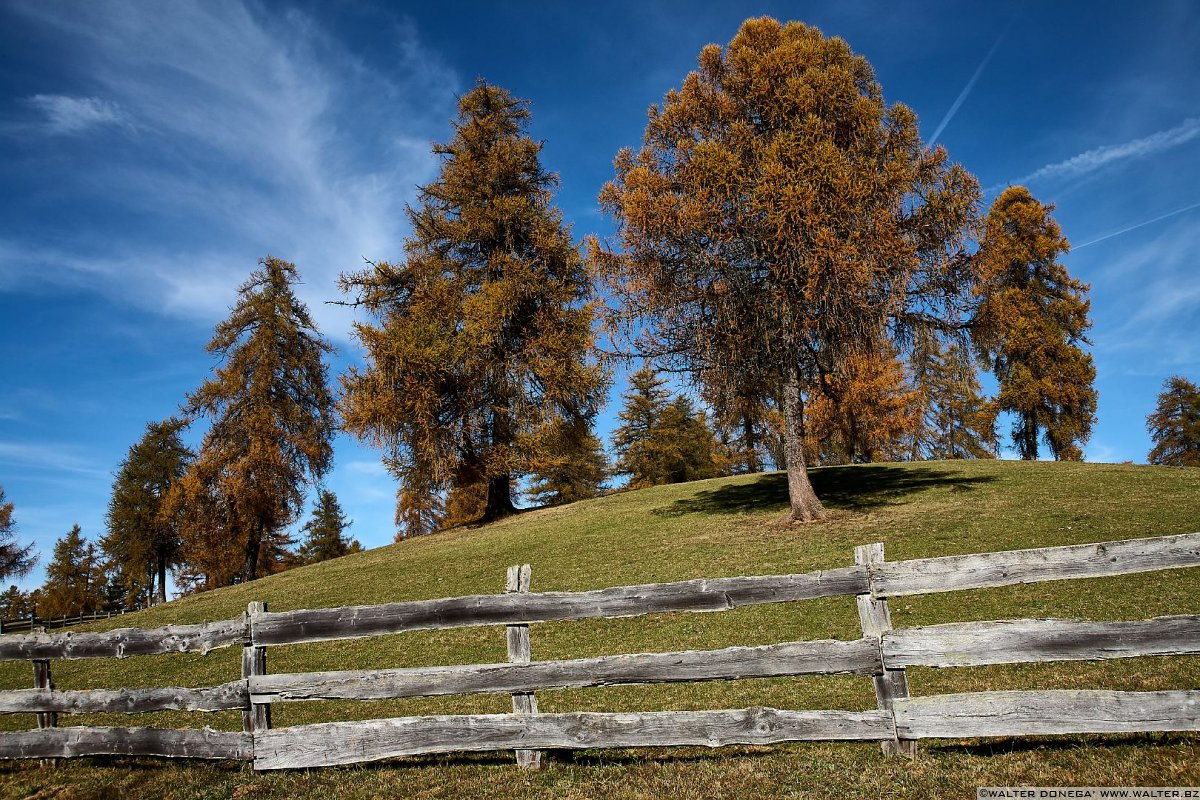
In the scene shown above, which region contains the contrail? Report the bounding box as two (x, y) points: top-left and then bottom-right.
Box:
(1073, 200), (1200, 249)
(928, 16), (1016, 144)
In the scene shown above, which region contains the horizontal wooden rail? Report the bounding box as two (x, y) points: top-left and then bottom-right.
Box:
(883, 615), (1200, 668)
(250, 567), (868, 647)
(253, 707), (895, 769)
(0, 619), (245, 662)
(250, 638), (881, 703)
(871, 532), (1200, 598)
(0, 726), (253, 761)
(0, 681), (247, 714)
(893, 690), (1200, 739)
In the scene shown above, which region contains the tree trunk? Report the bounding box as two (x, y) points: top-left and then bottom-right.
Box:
(157, 557), (167, 605)
(781, 365), (826, 522)
(1021, 412), (1038, 460)
(241, 522), (262, 584)
(742, 411), (761, 474)
(482, 473), (517, 521)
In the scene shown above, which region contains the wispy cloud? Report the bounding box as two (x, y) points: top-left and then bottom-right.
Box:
(0, 441), (111, 480)
(27, 94), (129, 134)
(928, 16), (1015, 144)
(1004, 117), (1200, 189)
(1, 2), (459, 340)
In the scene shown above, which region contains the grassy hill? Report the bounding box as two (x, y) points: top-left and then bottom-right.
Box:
(0, 460), (1197, 799)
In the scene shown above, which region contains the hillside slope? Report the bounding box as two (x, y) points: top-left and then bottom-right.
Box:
(0, 460), (1197, 799)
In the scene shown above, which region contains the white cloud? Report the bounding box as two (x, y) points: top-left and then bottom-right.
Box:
(1005, 117), (1200, 188)
(0, 441), (111, 480)
(27, 94), (128, 134)
(1, 2), (460, 341)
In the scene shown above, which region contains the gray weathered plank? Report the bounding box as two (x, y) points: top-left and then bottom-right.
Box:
(893, 690), (1200, 739)
(251, 566), (868, 646)
(505, 564), (541, 770)
(253, 707), (895, 769)
(871, 532), (1200, 598)
(855, 543), (915, 757)
(883, 615), (1200, 668)
(0, 618), (245, 661)
(0, 680), (248, 714)
(250, 638), (881, 703)
(0, 726), (254, 760)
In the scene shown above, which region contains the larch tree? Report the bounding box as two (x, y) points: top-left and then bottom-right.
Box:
(907, 336), (997, 460)
(525, 419), (609, 506)
(974, 186), (1097, 461)
(612, 366), (726, 488)
(175, 256), (336, 587)
(39, 525), (105, 618)
(299, 489), (361, 564)
(0, 485), (36, 583)
(591, 17), (980, 521)
(1147, 375), (1200, 467)
(698, 366), (779, 474)
(102, 417), (191, 605)
(340, 81), (607, 537)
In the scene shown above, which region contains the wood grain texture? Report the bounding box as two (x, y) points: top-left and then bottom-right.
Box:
(870, 532), (1200, 598)
(893, 690), (1200, 739)
(855, 543), (915, 757)
(250, 566), (869, 647)
(253, 708), (895, 769)
(0, 681), (248, 714)
(0, 619), (245, 661)
(883, 615), (1200, 668)
(242, 602), (270, 733)
(250, 638), (881, 703)
(0, 726), (253, 761)
(505, 564), (541, 770)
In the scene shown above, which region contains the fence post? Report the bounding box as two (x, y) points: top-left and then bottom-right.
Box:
(32, 659), (57, 767)
(242, 601), (271, 734)
(506, 564), (542, 769)
(855, 542), (916, 757)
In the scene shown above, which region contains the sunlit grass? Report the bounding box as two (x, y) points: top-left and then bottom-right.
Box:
(0, 460), (1197, 798)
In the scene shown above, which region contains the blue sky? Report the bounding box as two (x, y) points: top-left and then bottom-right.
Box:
(1, 1), (1198, 592)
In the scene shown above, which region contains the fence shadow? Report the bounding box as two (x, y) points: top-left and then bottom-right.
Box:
(653, 465), (995, 517)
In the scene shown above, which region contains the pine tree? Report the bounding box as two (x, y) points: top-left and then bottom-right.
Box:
(592, 17), (980, 520)
(1147, 376), (1200, 467)
(974, 186), (1097, 461)
(340, 81), (607, 537)
(0, 485), (36, 582)
(612, 367), (726, 488)
(174, 256), (336, 587)
(102, 417), (191, 605)
(525, 420), (609, 506)
(39, 525), (105, 618)
(299, 490), (361, 564)
(0, 585), (34, 619)
(908, 337), (998, 460)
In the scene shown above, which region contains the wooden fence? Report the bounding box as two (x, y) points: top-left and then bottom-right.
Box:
(0, 609), (140, 636)
(0, 532), (1196, 770)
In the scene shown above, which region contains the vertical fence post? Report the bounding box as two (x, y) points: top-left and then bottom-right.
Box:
(506, 564), (542, 769)
(242, 601), (271, 735)
(32, 659), (57, 767)
(855, 542), (916, 757)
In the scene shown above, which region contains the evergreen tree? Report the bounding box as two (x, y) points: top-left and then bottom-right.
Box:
(1147, 376), (1200, 467)
(39, 525), (105, 618)
(526, 420), (609, 506)
(102, 417), (191, 605)
(174, 256), (336, 587)
(974, 186), (1097, 460)
(612, 367), (726, 488)
(908, 337), (998, 460)
(0, 585), (34, 619)
(299, 490), (361, 564)
(0, 485), (36, 582)
(340, 81), (607, 536)
(592, 17), (980, 520)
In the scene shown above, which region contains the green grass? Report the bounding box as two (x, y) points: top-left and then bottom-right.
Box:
(0, 459), (1197, 798)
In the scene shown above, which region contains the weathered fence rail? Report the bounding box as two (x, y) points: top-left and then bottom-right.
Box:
(0, 531), (1195, 769)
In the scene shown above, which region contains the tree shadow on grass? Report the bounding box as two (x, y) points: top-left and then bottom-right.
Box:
(653, 465), (995, 518)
